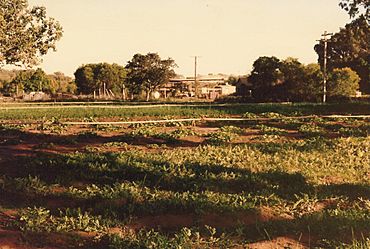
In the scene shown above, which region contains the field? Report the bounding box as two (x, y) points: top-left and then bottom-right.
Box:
(0, 102), (369, 248)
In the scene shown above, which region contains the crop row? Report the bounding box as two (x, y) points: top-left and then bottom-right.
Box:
(1, 102), (369, 121)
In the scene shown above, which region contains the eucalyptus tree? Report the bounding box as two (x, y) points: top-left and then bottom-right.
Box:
(0, 0), (63, 67)
(125, 53), (177, 101)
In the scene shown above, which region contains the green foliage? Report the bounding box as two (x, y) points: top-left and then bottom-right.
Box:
(314, 16), (369, 93)
(1, 102), (369, 121)
(0, 0), (63, 67)
(125, 126), (197, 144)
(339, 0), (369, 20)
(248, 56), (327, 102)
(257, 124), (286, 135)
(2, 115), (369, 247)
(301, 63), (323, 102)
(242, 112), (259, 119)
(280, 59), (325, 102)
(48, 72), (76, 94)
(0, 69), (17, 92)
(153, 128), (196, 143)
(74, 63), (127, 95)
(298, 124), (325, 137)
(260, 112), (287, 119)
(18, 207), (105, 233)
(8, 68), (51, 93)
(328, 67), (360, 99)
(205, 127), (241, 145)
(96, 226), (229, 249)
(125, 53), (177, 101)
(280, 57), (306, 101)
(77, 130), (99, 140)
(170, 127), (197, 137)
(0, 175), (50, 196)
(206, 131), (236, 145)
(338, 126), (370, 137)
(336, 238), (370, 249)
(219, 125), (244, 134)
(127, 126), (156, 138)
(19, 207), (54, 232)
(248, 56), (283, 101)
(37, 117), (66, 134)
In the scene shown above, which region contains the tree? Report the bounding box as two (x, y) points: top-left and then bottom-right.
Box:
(314, 16), (369, 93)
(271, 58), (324, 102)
(226, 76), (239, 86)
(248, 56), (283, 101)
(327, 67), (360, 100)
(94, 63), (127, 95)
(4, 70), (31, 94)
(248, 56), (326, 102)
(9, 68), (50, 94)
(0, 69), (17, 91)
(0, 0), (63, 67)
(29, 68), (50, 92)
(48, 72), (76, 94)
(125, 53), (177, 101)
(280, 58), (306, 101)
(74, 63), (126, 96)
(74, 65), (95, 94)
(339, 0), (369, 20)
(301, 64), (324, 102)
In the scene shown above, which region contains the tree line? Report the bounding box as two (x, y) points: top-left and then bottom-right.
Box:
(0, 69), (75, 95)
(0, 52), (176, 101)
(74, 53), (176, 101)
(247, 57), (360, 102)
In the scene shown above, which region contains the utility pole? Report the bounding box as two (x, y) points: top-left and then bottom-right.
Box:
(191, 56), (201, 97)
(122, 83), (126, 101)
(318, 31), (333, 103)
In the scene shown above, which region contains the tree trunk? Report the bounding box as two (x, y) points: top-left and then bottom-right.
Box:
(146, 91), (151, 101)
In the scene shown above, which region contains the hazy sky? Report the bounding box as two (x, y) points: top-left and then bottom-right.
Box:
(27, 0), (350, 77)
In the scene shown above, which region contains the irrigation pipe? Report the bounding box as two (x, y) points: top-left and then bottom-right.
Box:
(1, 115), (369, 126)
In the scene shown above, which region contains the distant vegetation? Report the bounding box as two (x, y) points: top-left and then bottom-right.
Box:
(247, 57), (360, 102)
(74, 63), (126, 95)
(314, 16), (369, 93)
(0, 69), (76, 95)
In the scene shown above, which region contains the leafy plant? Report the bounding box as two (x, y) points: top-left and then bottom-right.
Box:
(298, 124), (325, 137)
(18, 207), (106, 233)
(206, 131), (236, 145)
(256, 124), (286, 135)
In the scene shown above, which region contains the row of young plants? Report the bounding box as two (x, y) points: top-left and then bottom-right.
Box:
(16, 135), (370, 187)
(1, 102), (369, 121)
(1, 134), (368, 247)
(2, 113), (369, 140)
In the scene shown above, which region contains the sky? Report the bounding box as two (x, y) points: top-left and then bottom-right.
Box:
(26, 0), (350, 77)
